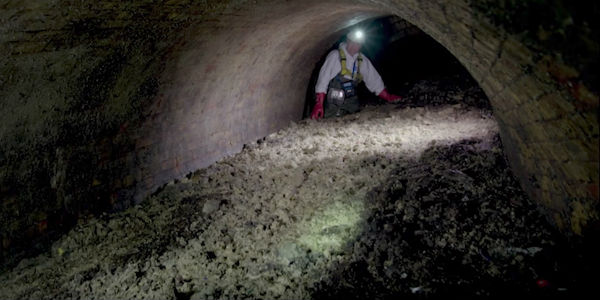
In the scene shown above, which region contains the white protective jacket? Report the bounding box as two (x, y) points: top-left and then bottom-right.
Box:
(315, 42), (385, 95)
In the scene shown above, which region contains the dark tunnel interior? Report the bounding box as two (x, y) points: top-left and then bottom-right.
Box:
(304, 16), (489, 118)
(0, 1), (598, 299)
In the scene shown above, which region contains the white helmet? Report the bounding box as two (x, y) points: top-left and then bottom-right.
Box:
(347, 29), (365, 44)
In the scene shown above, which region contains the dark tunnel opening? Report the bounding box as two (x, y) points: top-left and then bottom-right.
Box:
(304, 16), (491, 118)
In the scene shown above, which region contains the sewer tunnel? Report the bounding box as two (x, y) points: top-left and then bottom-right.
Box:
(0, 0), (598, 298)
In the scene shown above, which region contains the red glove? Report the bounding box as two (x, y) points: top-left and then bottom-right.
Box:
(311, 93), (325, 120)
(378, 89), (402, 103)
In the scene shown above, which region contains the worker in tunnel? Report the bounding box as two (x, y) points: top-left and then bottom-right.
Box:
(311, 29), (402, 120)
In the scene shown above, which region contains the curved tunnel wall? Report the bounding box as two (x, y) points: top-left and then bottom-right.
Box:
(390, 1), (599, 236)
(0, 0), (598, 263)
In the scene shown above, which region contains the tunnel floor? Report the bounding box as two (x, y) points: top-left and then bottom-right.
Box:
(0, 90), (587, 299)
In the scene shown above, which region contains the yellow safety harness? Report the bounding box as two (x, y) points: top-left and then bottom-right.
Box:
(338, 47), (363, 82)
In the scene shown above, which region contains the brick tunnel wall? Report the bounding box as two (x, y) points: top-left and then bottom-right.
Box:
(0, 0), (598, 264)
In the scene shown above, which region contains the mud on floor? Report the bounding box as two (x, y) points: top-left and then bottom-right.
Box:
(0, 103), (591, 299)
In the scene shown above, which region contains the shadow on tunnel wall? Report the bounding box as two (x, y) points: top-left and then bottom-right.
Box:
(470, 0), (599, 94)
(0, 2), (193, 271)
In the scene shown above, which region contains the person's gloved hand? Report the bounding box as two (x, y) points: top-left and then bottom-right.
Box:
(378, 89), (402, 103)
(311, 93), (325, 120)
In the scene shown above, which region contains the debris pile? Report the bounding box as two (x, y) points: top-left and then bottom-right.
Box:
(402, 75), (491, 110)
(311, 137), (579, 298)
(0, 84), (589, 299)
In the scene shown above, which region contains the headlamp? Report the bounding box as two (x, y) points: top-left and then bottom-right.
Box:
(348, 29), (365, 44)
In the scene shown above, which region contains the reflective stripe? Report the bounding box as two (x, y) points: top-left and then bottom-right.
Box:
(338, 47), (363, 82)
